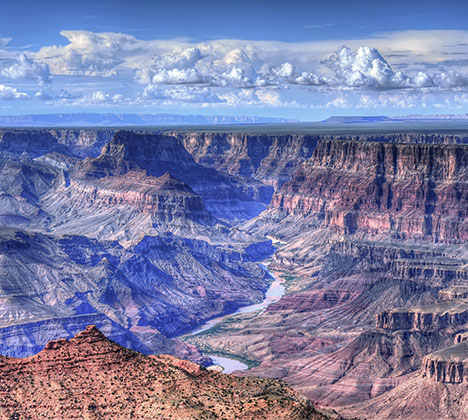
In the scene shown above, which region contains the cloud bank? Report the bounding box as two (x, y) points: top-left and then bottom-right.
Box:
(0, 29), (467, 113)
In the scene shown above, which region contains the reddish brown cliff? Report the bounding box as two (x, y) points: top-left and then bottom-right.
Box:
(270, 139), (468, 242)
(375, 301), (468, 331)
(68, 170), (213, 224)
(422, 342), (468, 384)
(175, 132), (320, 187)
(77, 131), (273, 220)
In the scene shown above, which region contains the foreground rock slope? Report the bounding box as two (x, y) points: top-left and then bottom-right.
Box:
(0, 325), (326, 420)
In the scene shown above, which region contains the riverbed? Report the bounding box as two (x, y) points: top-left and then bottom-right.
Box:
(184, 263), (285, 373)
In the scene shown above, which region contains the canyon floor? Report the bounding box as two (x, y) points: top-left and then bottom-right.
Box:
(2, 128), (468, 418)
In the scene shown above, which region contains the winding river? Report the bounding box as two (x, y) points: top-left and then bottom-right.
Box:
(184, 264), (285, 374)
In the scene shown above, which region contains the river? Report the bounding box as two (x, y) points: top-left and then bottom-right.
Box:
(183, 263), (285, 373)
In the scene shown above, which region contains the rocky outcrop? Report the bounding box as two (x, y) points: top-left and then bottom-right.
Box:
(375, 301), (468, 330)
(339, 373), (468, 420)
(49, 129), (115, 157)
(439, 286), (468, 300)
(422, 342), (468, 383)
(78, 131), (273, 220)
(0, 325), (323, 420)
(0, 158), (62, 226)
(270, 139), (468, 242)
(62, 170), (214, 225)
(0, 130), (71, 157)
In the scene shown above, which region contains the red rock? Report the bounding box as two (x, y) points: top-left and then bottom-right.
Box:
(0, 325), (324, 420)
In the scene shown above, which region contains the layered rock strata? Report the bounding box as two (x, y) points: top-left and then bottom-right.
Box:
(77, 131), (273, 220)
(422, 341), (468, 383)
(270, 140), (468, 242)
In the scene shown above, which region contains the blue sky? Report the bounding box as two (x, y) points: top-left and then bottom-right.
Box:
(1, 0), (468, 120)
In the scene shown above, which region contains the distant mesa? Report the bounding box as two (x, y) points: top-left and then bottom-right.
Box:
(0, 112), (297, 127)
(321, 115), (393, 124)
(321, 113), (468, 124)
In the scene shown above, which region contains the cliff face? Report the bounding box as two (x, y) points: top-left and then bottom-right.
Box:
(47, 170), (215, 237)
(271, 140), (468, 242)
(0, 130), (71, 157)
(175, 132), (319, 187)
(197, 139), (468, 409)
(422, 342), (468, 383)
(49, 129), (115, 157)
(375, 301), (468, 331)
(78, 131), (273, 220)
(0, 325), (322, 420)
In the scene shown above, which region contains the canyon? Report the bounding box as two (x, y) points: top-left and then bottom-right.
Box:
(2, 127), (468, 418)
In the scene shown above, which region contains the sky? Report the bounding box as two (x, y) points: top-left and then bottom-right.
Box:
(0, 0), (468, 120)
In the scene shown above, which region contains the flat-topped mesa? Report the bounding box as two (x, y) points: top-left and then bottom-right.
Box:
(271, 139), (468, 242)
(422, 342), (468, 383)
(67, 169), (213, 224)
(375, 300), (468, 331)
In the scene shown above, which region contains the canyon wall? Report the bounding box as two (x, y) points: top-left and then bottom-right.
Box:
(270, 139), (468, 242)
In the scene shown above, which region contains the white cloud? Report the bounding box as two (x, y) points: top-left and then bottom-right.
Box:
(1, 29), (467, 112)
(141, 85), (223, 103)
(34, 91), (52, 100)
(432, 70), (468, 88)
(326, 96), (352, 108)
(152, 47), (204, 70)
(322, 45), (468, 90)
(150, 68), (205, 84)
(1, 54), (50, 84)
(0, 38), (12, 49)
(35, 31), (139, 76)
(89, 90), (123, 103)
(324, 46), (412, 88)
(0, 84), (28, 100)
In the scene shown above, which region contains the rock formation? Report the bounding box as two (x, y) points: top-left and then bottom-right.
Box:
(4, 128), (468, 418)
(0, 325), (324, 420)
(77, 131), (274, 220)
(270, 139), (468, 242)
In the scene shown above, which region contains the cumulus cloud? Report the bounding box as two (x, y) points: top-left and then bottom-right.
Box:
(138, 46), (277, 89)
(89, 90), (123, 103)
(432, 70), (468, 88)
(2, 29), (468, 111)
(35, 31), (138, 76)
(1, 54), (50, 84)
(137, 47), (205, 84)
(324, 46), (413, 88)
(268, 62), (327, 86)
(0, 84), (28, 100)
(153, 47), (204, 71)
(149, 68), (205, 84)
(322, 45), (468, 90)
